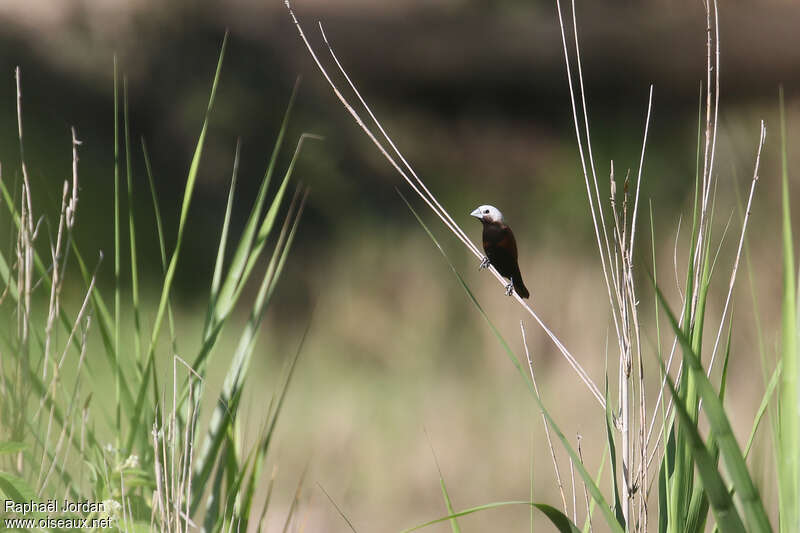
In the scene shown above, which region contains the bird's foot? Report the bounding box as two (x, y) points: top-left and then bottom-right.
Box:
(479, 256), (491, 270)
(504, 283), (514, 296)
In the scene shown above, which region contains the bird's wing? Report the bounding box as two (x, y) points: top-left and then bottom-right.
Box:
(497, 225), (518, 261)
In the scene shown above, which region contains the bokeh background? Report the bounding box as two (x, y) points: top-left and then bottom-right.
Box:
(1, 0), (799, 530)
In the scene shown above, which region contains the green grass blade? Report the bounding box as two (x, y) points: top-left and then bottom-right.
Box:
(658, 425), (676, 533)
(401, 502), (581, 533)
(228, 135), (320, 310)
(686, 480), (711, 533)
(720, 319), (733, 402)
(582, 447), (607, 533)
(685, 321), (732, 533)
(241, 322), (309, 522)
(439, 472), (461, 533)
(192, 191), (307, 510)
(208, 139), (241, 323)
(184, 133), (317, 414)
(203, 439), (230, 531)
(210, 82), (300, 329)
(672, 184), (716, 532)
(0, 471), (39, 512)
(424, 433), (461, 533)
(143, 30), (228, 392)
(141, 139), (177, 352)
(123, 78), (142, 365)
(124, 33), (229, 455)
(0, 442), (26, 455)
(658, 359), (744, 532)
(123, 354), (155, 454)
(658, 463), (666, 533)
(745, 361), (781, 459)
(114, 55), (122, 447)
(778, 85), (799, 533)
(318, 483), (358, 532)
(211, 442), (259, 532)
(655, 285), (772, 532)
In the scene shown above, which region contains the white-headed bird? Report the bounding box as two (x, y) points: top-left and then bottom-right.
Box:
(470, 204), (530, 299)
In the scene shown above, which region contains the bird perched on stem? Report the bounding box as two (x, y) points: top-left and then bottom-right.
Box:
(470, 205), (530, 299)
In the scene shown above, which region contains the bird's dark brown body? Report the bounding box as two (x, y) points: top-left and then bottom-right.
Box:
(480, 220), (529, 299)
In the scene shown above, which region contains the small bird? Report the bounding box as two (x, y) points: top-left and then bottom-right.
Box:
(470, 204), (530, 299)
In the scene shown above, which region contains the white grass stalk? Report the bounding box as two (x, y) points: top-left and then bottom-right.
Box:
(689, 0), (720, 330)
(642, 217), (690, 466)
(555, 0), (656, 522)
(629, 87), (653, 530)
(629, 87), (654, 260)
(152, 355), (203, 533)
(38, 312), (93, 497)
(317, 24), (481, 259)
(706, 121), (765, 375)
(68, 127), (80, 227)
(42, 181), (69, 381)
(522, 322), (568, 512)
(152, 423), (168, 533)
(556, 0), (624, 356)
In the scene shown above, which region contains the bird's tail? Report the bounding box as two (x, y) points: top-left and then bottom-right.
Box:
(514, 277), (530, 299)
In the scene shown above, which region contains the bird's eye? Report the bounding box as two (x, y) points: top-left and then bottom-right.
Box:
(484, 209), (489, 214)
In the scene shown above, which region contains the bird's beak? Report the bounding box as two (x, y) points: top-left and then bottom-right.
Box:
(470, 207), (483, 219)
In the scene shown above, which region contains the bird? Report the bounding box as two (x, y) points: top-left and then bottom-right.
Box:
(470, 204), (530, 299)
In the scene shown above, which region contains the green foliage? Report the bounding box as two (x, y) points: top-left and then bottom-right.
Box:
(654, 344), (746, 532)
(0, 35), (310, 531)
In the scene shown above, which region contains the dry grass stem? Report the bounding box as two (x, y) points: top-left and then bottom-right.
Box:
(37, 315), (92, 497)
(706, 121), (766, 376)
(151, 356), (203, 533)
(521, 322), (568, 513)
(42, 181), (69, 381)
(555, 0), (658, 523)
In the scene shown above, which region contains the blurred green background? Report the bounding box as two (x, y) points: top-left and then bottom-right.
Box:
(1, 0), (799, 530)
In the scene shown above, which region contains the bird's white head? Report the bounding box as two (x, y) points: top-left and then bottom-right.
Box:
(470, 204), (504, 224)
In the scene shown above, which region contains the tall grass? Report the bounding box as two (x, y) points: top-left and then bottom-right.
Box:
(0, 36), (314, 531)
(777, 86), (799, 533)
(287, 0), (797, 530)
